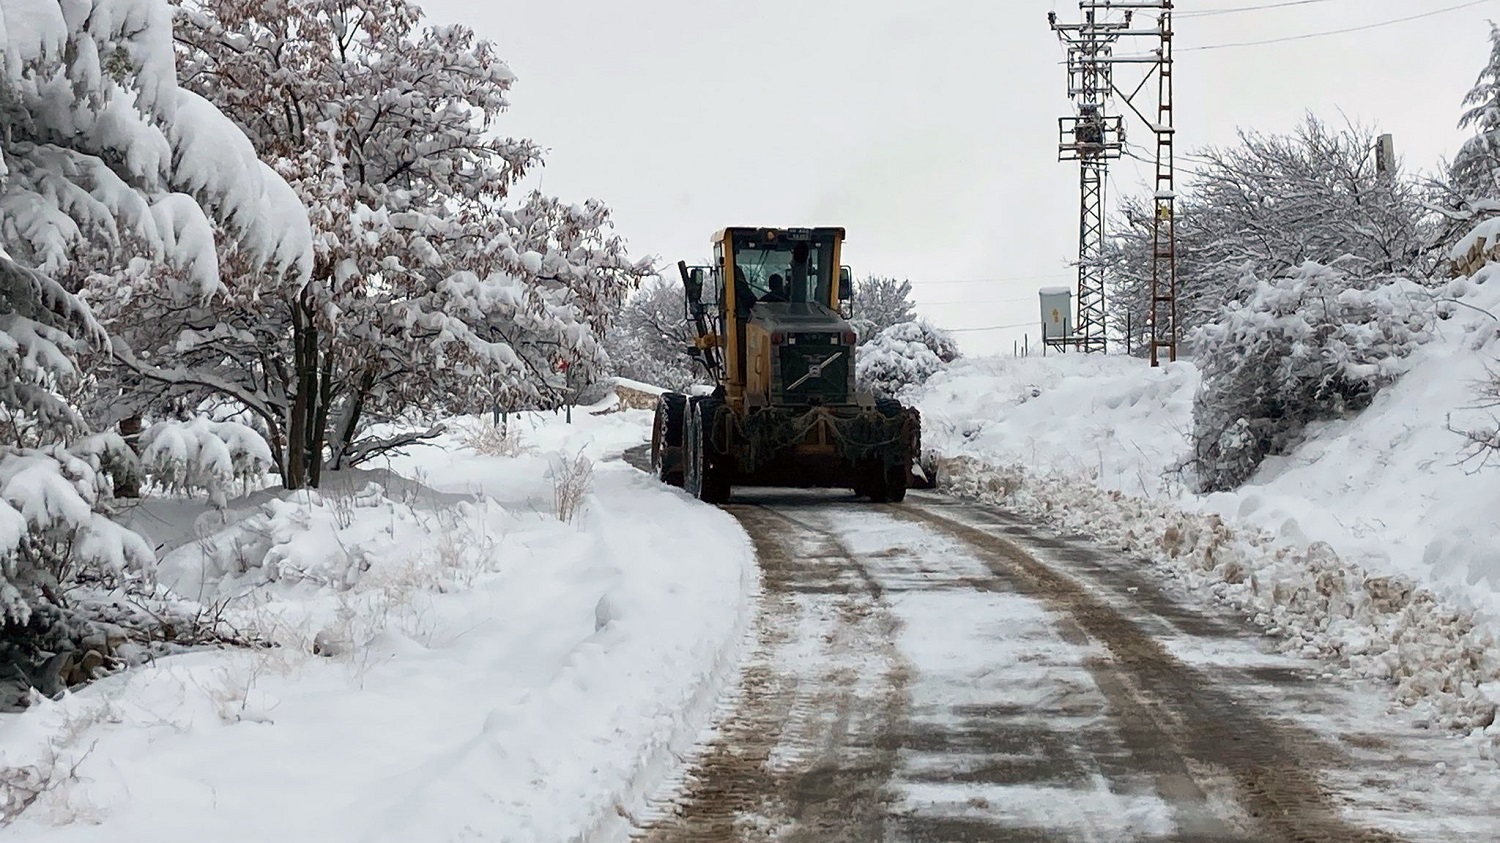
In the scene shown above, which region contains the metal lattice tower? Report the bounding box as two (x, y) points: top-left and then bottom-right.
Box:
(1050, 9), (1125, 354)
(1146, 4), (1177, 365)
(1049, 2), (1178, 364)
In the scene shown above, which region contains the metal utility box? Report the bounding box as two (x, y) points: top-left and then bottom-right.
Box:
(1040, 287), (1073, 343)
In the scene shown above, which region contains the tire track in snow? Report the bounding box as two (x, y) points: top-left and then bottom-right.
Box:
(895, 496), (1401, 843)
(631, 502), (909, 842)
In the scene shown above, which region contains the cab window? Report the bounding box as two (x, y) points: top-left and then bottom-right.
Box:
(729, 232), (836, 306)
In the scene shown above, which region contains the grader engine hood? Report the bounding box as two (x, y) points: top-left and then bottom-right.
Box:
(751, 303), (857, 406)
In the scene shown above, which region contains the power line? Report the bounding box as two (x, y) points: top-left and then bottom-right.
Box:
(918, 301), (1031, 308)
(915, 273), (1073, 286)
(916, 294), (1042, 307)
(1178, 0), (1345, 18)
(1183, 0), (1492, 52)
(945, 321), (1035, 334)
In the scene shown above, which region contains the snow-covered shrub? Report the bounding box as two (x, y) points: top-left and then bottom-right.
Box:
(455, 421), (531, 458)
(856, 319), (961, 399)
(139, 419), (275, 507)
(1190, 262), (1434, 492)
(548, 453), (594, 524)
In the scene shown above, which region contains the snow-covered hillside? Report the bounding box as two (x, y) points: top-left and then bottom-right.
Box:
(916, 269), (1500, 744)
(0, 405), (755, 842)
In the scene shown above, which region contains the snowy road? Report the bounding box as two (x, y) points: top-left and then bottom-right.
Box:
(625, 481), (1498, 842)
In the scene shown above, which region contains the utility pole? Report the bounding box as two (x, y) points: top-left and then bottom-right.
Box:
(1049, 2), (1178, 366)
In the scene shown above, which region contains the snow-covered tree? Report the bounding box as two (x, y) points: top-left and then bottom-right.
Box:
(604, 276), (705, 392)
(1106, 116), (1431, 353)
(1453, 23), (1500, 204)
(95, 0), (651, 489)
(1189, 262), (1433, 492)
(1429, 24), (1500, 257)
(856, 319), (960, 400)
(2, 0), (312, 622)
(851, 275), (915, 345)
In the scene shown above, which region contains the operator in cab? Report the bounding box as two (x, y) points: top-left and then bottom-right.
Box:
(762, 274), (789, 304)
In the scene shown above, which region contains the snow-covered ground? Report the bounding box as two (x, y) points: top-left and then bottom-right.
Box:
(0, 403), (755, 841)
(915, 271), (1500, 749)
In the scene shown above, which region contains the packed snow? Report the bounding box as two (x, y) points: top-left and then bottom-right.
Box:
(915, 266), (1500, 752)
(0, 403), (756, 840)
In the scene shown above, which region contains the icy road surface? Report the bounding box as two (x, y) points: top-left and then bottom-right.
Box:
(628, 486), (1498, 842)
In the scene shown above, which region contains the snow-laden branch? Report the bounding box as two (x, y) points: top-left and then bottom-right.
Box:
(338, 424), (446, 468)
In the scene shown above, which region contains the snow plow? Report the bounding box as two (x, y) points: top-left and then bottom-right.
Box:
(649, 227), (921, 503)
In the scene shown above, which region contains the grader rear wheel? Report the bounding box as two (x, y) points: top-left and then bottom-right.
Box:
(859, 398), (913, 503)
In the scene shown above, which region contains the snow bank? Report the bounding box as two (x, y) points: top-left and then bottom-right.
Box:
(917, 269), (1500, 750)
(0, 409), (756, 841)
(920, 354), (1198, 497)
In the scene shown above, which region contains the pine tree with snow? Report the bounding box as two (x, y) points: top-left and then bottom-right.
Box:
(1453, 23), (1500, 204)
(96, 0), (652, 489)
(1, 0), (312, 624)
(851, 276), (916, 345)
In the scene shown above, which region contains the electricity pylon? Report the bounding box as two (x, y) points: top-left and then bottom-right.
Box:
(1049, 2), (1178, 365)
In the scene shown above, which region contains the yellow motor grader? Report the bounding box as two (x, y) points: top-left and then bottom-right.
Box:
(649, 226), (920, 504)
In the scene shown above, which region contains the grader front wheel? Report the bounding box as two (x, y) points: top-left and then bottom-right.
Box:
(685, 399), (731, 505)
(651, 393), (686, 487)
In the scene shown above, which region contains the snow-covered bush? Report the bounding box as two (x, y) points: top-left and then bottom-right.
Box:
(857, 319), (961, 400)
(139, 419), (275, 507)
(455, 421), (531, 458)
(851, 275), (916, 345)
(1190, 262), (1434, 492)
(548, 453), (594, 524)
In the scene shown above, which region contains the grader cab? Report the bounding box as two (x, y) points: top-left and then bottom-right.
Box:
(649, 226), (920, 504)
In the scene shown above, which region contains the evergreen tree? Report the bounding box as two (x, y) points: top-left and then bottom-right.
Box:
(851, 276), (916, 345)
(1453, 23), (1500, 203)
(2, 0), (312, 622)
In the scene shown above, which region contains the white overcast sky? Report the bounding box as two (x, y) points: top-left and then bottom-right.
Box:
(418, 0), (1498, 355)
